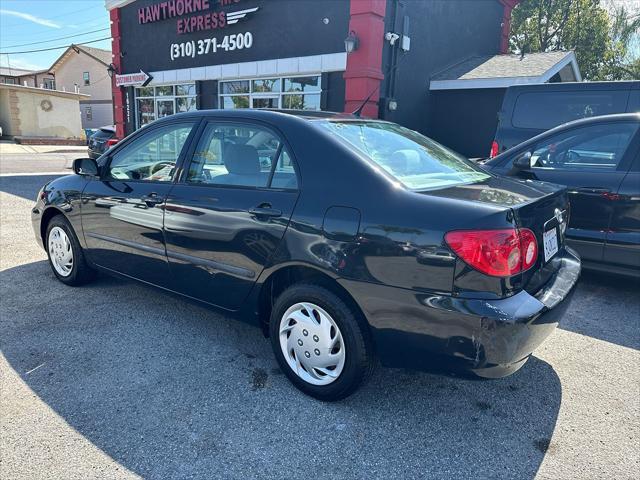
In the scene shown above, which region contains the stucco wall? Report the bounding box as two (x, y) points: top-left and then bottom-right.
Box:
(80, 102), (114, 129)
(54, 52), (112, 101)
(53, 51), (114, 128)
(0, 86), (85, 138)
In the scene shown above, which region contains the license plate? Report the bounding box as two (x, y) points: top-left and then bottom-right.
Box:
(543, 228), (559, 262)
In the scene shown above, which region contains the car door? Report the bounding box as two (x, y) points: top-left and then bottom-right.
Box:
(163, 119), (300, 310)
(604, 144), (640, 271)
(82, 120), (198, 285)
(503, 121), (639, 263)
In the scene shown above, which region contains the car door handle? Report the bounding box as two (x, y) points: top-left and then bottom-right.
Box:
(140, 193), (163, 207)
(249, 204), (282, 218)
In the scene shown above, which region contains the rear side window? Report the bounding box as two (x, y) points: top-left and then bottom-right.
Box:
(529, 123), (638, 171)
(512, 91), (629, 130)
(187, 123), (297, 189)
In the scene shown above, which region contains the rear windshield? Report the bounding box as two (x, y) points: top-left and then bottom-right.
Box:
(512, 91), (629, 130)
(92, 129), (115, 139)
(314, 120), (490, 191)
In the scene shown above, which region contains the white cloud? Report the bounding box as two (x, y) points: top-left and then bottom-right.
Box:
(0, 57), (47, 71)
(0, 9), (61, 29)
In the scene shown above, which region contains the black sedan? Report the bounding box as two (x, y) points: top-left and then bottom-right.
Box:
(32, 110), (580, 400)
(484, 113), (639, 277)
(88, 125), (117, 159)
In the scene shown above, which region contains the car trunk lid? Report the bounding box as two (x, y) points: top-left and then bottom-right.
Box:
(426, 175), (569, 293)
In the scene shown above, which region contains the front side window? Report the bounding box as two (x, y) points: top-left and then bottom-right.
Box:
(83, 72), (90, 86)
(529, 123), (638, 171)
(106, 122), (194, 182)
(315, 121), (490, 191)
(187, 123), (296, 189)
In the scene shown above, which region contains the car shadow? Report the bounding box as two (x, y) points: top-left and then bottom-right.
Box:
(559, 270), (639, 350)
(0, 174), (66, 202)
(1, 260), (562, 479)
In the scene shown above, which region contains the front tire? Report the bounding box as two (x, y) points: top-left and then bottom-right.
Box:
(45, 215), (95, 286)
(269, 283), (373, 401)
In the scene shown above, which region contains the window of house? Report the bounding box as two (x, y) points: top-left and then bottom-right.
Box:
(43, 78), (55, 90)
(218, 75), (321, 111)
(83, 72), (90, 86)
(134, 83), (197, 128)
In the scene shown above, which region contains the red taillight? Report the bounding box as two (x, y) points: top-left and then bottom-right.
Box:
(489, 140), (499, 158)
(445, 228), (538, 277)
(106, 138), (119, 147)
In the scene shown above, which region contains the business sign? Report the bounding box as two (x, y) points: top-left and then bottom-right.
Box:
(115, 70), (153, 87)
(118, 0), (347, 73)
(137, 0), (258, 35)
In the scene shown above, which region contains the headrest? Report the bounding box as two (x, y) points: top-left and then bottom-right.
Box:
(224, 144), (260, 175)
(389, 149), (421, 173)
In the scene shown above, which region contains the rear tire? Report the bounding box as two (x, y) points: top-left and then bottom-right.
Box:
(269, 283), (373, 401)
(45, 215), (95, 286)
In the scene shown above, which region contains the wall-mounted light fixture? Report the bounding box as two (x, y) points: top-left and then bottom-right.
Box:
(344, 31), (359, 54)
(107, 63), (118, 78)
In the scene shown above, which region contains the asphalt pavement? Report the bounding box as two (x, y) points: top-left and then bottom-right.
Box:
(0, 170), (638, 479)
(0, 142), (87, 175)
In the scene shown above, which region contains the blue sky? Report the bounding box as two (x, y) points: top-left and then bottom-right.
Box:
(0, 0), (111, 71)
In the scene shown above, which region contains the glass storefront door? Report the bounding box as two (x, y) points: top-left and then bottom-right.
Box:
(156, 99), (175, 119)
(252, 96), (279, 109)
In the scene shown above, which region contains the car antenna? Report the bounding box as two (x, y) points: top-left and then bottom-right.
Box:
(352, 86), (381, 118)
(351, 46), (409, 118)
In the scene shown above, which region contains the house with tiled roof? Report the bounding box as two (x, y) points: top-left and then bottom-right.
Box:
(48, 45), (114, 129)
(0, 66), (55, 90)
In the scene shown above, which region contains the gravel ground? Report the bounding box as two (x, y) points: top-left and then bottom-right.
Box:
(1, 174), (638, 480)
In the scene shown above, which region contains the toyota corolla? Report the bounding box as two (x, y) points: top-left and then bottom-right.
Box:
(32, 109), (580, 400)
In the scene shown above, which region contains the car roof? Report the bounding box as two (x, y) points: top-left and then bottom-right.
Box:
(488, 112), (640, 163)
(150, 108), (371, 125)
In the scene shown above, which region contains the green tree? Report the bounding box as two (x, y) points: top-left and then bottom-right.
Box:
(510, 0), (639, 80)
(607, 5), (640, 79)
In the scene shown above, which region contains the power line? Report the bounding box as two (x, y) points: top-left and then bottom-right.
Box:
(2, 28), (110, 49)
(0, 37), (112, 55)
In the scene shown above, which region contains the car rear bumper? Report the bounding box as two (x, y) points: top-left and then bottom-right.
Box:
(340, 247), (581, 377)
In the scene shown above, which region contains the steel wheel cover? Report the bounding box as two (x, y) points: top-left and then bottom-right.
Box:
(279, 302), (346, 386)
(48, 226), (73, 277)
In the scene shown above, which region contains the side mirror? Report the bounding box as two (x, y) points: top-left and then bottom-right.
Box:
(73, 157), (99, 177)
(512, 151), (532, 170)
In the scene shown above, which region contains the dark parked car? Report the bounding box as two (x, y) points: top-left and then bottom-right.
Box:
(32, 110), (580, 400)
(490, 81), (639, 158)
(88, 125), (117, 159)
(485, 113), (639, 277)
